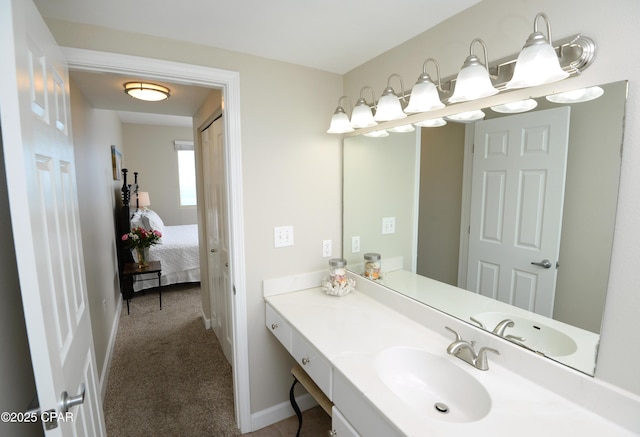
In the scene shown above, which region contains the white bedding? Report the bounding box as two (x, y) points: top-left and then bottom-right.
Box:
(133, 224), (200, 291)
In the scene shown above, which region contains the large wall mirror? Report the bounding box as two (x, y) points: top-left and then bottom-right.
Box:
(343, 80), (627, 375)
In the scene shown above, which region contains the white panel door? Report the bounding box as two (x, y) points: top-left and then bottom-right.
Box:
(203, 117), (233, 364)
(466, 107), (571, 317)
(0, 1), (105, 435)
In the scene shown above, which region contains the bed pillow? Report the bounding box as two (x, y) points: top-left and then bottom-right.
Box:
(141, 209), (165, 235)
(130, 210), (145, 229)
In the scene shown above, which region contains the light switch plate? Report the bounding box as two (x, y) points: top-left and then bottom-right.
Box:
(322, 240), (332, 257)
(382, 217), (396, 234)
(352, 236), (361, 253)
(274, 226), (294, 248)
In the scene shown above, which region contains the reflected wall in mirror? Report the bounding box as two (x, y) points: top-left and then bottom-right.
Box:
(343, 81), (627, 375)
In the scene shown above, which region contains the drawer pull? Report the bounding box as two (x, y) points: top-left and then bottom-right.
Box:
(271, 323), (278, 330)
(301, 357), (310, 365)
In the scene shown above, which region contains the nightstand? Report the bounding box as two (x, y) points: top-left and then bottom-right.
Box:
(122, 260), (162, 314)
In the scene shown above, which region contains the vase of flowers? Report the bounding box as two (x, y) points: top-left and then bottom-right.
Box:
(121, 227), (162, 267)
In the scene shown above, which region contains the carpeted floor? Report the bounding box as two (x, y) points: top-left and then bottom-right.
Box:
(104, 283), (240, 436)
(104, 283), (332, 437)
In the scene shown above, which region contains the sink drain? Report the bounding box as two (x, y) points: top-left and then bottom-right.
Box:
(434, 402), (450, 414)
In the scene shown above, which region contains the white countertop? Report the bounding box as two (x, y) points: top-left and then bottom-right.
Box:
(265, 286), (636, 436)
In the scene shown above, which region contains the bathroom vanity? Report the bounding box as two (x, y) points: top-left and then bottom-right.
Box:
(264, 271), (639, 436)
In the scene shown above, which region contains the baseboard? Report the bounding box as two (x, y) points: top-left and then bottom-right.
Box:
(200, 307), (211, 330)
(99, 293), (123, 400)
(250, 393), (318, 432)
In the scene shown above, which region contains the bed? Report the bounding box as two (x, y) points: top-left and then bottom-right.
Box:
(117, 169), (200, 297)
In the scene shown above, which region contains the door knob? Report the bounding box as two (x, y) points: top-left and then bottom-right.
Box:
(531, 259), (552, 269)
(210, 249), (217, 253)
(61, 384), (85, 413)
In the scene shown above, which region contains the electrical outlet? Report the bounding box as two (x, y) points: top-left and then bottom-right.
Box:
(382, 217), (396, 234)
(352, 236), (360, 253)
(274, 226), (294, 248)
(322, 240), (332, 257)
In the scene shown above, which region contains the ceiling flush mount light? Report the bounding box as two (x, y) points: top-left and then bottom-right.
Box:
(506, 13), (569, 89)
(350, 86), (378, 129)
(374, 74), (408, 122)
(404, 58), (445, 113)
(546, 86), (604, 103)
(327, 96), (354, 134)
(449, 38), (498, 104)
(491, 99), (538, 114)
(124, 82), (171, 101)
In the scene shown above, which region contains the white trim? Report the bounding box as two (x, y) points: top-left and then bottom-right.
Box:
(250, 393), (318, 432)
(63, 48), (252, 433)
(99, 294), (122, 400)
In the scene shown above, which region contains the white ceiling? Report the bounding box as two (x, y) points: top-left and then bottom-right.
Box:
(34, 0), (480, 125)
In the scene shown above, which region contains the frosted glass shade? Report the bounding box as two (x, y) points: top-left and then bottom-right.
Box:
(350, 99), (377, 128)
(506, 42), (569, 89)
(446, 109), (486, 122)
(374, 89), (407, 122)
(449, 60), (498, 103)
(364, 129), (389, 138)
(546, 86), (603, 103)
(388, 124), (415, 133)
(404, 81), (444, 113)
(327, 108), (354, 134)
(491, 99), (538, 114)
(414, 118), (446, 128)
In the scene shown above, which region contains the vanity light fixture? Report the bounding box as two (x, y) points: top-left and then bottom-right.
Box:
(446, 109), (486, 122)
(404, 58), (445, 113)
(327, 96), (354, 134)
(449, 38), (498, 103)
(350, 86), (378, 129)
(505, 13), (569, 89)
(490, 99), (538, 114)
(546, 86), (604, 103)
(374, 74), (408, 122)
(414, 117), (447, 128)
(124, 82), (170, 101)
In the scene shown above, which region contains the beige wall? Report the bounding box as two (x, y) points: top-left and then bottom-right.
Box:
(70, 80), (124, 392)
(122, 123), (196, 225)
(343, 0), (640, 396)
(44, 19), (343, 417)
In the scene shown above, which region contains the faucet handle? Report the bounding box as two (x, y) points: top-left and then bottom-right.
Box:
(469, 316), (485, 329)
(475, 346), (500, 370)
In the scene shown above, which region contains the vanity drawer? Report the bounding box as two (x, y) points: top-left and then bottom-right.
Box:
(292, 331), (333, 399)
(266, 304), (292, 351)
(331, 407), (360, 437)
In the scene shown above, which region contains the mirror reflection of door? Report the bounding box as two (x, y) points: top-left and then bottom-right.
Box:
(465, 107), (571, 317)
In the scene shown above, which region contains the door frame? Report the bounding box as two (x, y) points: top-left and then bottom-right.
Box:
(62, 48), (251, 433)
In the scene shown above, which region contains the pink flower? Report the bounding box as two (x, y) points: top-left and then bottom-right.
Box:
(121, 234), (129, 241)
(153, 230), (162, 237)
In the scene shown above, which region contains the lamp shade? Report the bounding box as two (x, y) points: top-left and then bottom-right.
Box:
(404, 77), (444, 113)
(449, 56), (498, 103)
(374, 87), (407, 122)
(137, 191), (151, 208)
(505, 38), (568, 89)
(506, 13), (569, 89)
(327, 107), (354, 134)
(350, 98), (377, 128)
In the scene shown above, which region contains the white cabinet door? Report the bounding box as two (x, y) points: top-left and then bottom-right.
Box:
(331, 407), (360, 437)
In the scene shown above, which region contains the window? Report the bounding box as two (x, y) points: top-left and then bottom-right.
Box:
(175, 141), (196, 206)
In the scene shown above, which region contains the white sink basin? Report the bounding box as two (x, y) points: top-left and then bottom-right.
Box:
(472, 312), (577, 357)
(374, 347), (491, 423)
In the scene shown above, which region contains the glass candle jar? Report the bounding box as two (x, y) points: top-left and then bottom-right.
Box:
(363, 253), (381, 279)
(329, 258), (348, 288)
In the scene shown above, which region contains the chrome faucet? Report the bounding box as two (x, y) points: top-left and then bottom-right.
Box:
(445, 327), (499, 371)
(492, 319), (526, 342)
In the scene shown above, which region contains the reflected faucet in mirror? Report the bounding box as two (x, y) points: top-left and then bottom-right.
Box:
(343, 81), (627, 376)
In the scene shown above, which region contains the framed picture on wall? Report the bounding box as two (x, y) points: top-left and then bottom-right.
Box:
(111, 145), (122, 180)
